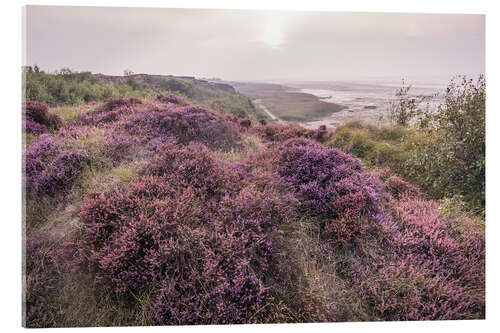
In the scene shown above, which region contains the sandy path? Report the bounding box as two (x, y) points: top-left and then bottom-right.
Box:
(254, 99), (286, 124)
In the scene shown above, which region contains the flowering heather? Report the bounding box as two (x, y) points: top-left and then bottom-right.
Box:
(25, 134), (88, 197)
(385, 175), (421, 200)
(344, 198), (485, 320)
(100, 98), (132, 112)
(128, 97), (143, 105)
(65, 142), (299, 325)
(156, 94), (189, 105)
(257, 124), (314, 143)
(230, 162), (250, 180)
(24, 118), (47, 134)
(24, 101), (63, 133)
(145, 143), (241, 198)
(58, 125), (136, 166)
(23, 93), (485, 325)
(124, 104), (241, 150)
(277, 138), (387, 243)
(81, 105), (134, 125)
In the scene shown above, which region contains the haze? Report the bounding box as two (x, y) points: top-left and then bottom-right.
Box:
(24, 6), (485, 82)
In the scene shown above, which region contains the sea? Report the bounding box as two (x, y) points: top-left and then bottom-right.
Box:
(285, 79), (448, 129)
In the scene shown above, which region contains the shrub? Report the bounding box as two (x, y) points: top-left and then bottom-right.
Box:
(66, 143), (299, 325)
(389, 81), (434, 126)
(277, 138), (387, 243)
(385, 175), (421, 200)
(81, 105), (134, 125)
(124, 105), (241, 150)
(403, 76), (485, 210)
(24, 118), (47, 134)
(102, 98), (131, 110)
(383, 75), (485, 211)
(156, 94), (188, 106)
(25, 134), (88, 197)
(58, 126), (135, 166)
(24, 101), (63, 132)
(145, 143), (241, 198)
(257, 124), (314, 143)
(348, 198), (485, 320)
(128, 97), (143, 105)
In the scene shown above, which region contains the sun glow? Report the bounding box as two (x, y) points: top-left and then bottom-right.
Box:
(262, 17), (284, 48)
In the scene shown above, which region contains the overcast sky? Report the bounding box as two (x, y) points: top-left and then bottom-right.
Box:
(24, 6), (485, 82)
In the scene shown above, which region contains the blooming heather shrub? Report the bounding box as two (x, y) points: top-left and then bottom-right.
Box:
(385, 175), (421, 200)
(277, 138), (387, 243)
(145, 143), (241, 198)
(25, 233), (60, 328)
(101, 98), (131, 112)
(257, 124), (314, 143)
(81, 105), (134, 125)
(345, 198), (485, 320)
(156, 94), (188, 105)
(103, 131), (135, 165)
(67, 143), (299, 324)
(58, 126), (136, 166)
(354, 259), (481, 320)
(24, 101), (63, 132)
(25, 134), (88, 197)
(230, 162), (250, 180)
(128, 97), (143, 105)
(24, 118), (47, 134)
(124, 105), (240, 150)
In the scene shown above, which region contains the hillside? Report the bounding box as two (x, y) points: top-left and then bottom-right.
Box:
(23, 76), (485, 327)
(23, 67), (269, 122)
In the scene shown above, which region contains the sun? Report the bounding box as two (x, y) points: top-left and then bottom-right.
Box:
(262, 18), (284, 48)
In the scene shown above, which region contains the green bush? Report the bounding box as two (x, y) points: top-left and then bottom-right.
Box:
(400, 76), (485, 211)
(330, 76), (485, 213)
(328, 122), (408, 172)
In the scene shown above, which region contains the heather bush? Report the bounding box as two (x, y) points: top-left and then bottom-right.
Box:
(156, 94), (188, 105)
(25, 134), (89, 197)
(124, 104), (241, 150)
(24, 118), (47, 134)
(22, 71), (485, 325)
(24, 101), (63, 133)
(100, 98), (132, 112)
(81, 105), (134, 125)
(128, 97), (143, 105)
(145, 143), (241, 198)
(239, 118), (252, 129)
(257, 124), (314, 143)
(345, 197), (485, 320)
(56, 125), (137, 169)
(230, 162), (250, 180)
(277, 138), (387, 243)
(65, 142), (302, 325)
(384, 175), (421, 200)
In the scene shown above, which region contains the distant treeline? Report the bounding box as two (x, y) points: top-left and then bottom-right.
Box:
(22, 66), (268, 121)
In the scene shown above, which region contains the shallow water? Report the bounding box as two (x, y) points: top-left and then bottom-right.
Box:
(288, 81), (445, 129)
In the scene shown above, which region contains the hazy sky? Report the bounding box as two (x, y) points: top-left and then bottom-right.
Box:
(25, 6), (485, 82)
